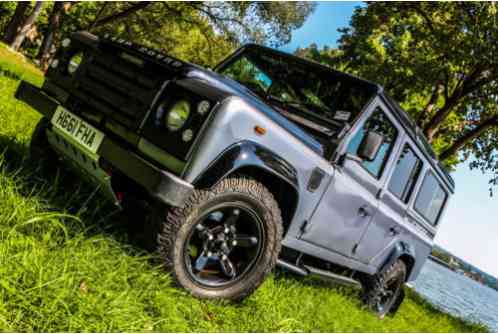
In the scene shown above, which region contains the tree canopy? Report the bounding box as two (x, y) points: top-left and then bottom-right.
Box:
(0, 1), (315, 68)
(297, 2), (498, 189)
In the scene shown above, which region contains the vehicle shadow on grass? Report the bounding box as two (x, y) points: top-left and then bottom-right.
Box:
(0, 133), (151, 256)
(0, 134), (365, 299)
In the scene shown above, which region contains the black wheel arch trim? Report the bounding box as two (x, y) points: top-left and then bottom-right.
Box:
(193, 141), (299, 191)
(379, 242), (415, 280)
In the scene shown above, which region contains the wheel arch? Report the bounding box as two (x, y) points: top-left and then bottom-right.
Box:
(380, 242), (416, 281)
(193, 141), (299, 236)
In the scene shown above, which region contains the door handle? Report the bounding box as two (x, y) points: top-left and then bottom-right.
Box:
(358, 206), (371, 217)
(389, 227), (400, 236)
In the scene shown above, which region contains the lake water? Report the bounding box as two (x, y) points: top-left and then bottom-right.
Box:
(412, 259), (498, 331)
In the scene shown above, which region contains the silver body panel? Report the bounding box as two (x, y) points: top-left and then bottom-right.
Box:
(183, 91), (447, 282)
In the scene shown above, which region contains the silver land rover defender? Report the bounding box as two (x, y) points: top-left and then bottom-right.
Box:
(15, 31), (454, 317)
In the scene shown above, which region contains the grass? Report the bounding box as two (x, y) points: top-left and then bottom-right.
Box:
(0, 42), (489, 332)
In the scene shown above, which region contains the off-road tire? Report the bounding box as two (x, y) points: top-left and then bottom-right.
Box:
(361, 259), (406, 318)
(388, 285), (405, 316)
(156, 177), (283, 301)
(28, 117), (59, 171)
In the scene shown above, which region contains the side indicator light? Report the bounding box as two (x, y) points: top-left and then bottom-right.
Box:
(254, 125), (267, 136)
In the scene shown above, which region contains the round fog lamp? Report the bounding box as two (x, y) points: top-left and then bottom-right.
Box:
(166, 100), (190, 131)
(197, 100), (210, 115)
(182, 129), (194, 142)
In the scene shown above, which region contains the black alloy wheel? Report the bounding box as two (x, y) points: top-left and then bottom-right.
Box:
(362, 259), (407, 318)
(184, 204), (264, 288)
(156, 177), (283, 301)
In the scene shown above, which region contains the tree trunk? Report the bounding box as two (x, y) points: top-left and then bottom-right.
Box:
(417, 82), (443, 126)
(3, 2), (30, 44)
(423, 94), (461, 143)
(439, 116), (498, 161)
(37, 2), (66, 71)
(9, 1), (44, 51)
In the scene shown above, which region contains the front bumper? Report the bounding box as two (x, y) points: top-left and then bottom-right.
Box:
(15, 81), (193, 207)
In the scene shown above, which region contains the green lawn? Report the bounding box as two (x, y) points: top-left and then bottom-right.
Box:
(0, 42), (488, 332)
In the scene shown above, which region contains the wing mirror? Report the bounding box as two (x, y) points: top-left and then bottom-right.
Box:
(358, 131), (384, 162)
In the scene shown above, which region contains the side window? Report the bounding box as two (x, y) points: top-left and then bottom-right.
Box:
(347, 107), (398, 179)
(414, 172), (448, 225)
(388, 144), (423, 203)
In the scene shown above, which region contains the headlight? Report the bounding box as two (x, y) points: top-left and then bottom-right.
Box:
(197, 100), (210, 115)
(68, 52), (83, 74)
(166, 100), (190, 131)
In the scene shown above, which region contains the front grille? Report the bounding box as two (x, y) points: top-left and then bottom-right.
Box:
(43, 32), (204, 165)
(74, 54), (168, 131)
(44, 39), (176, 133)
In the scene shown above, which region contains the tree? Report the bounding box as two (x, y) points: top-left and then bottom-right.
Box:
(297, 2), (498, 187)
(37, 2), (69, 70)
(22, 2), (314, 70)
(87, 2), (315, 66)
(3, 2), (30, 45)
(3, 1), (44, 51)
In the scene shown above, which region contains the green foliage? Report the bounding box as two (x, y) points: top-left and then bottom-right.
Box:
(431, 250), (451, 264)
(0, 2), (17, 31)
(91, 3), (234, 67)
(0, 44), (488, 332)
(296, 3), (498, 185)
(0, 2), (315, 68)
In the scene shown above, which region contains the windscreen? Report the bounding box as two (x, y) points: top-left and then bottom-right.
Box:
(217, 47), (377, 135)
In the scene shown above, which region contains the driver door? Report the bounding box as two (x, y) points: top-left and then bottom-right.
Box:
(301, 103), (399, 259)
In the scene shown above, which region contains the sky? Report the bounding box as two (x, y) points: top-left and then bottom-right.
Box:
(280, 2), (498, 278)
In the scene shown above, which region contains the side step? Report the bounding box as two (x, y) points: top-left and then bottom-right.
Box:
(304, 265), (362, 288)
(276, 259), (362, 288)
(277, 259), (309, 276)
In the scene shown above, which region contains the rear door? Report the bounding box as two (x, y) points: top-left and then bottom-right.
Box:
(355, 141), (424, 263)
(301, 103), (400, 258)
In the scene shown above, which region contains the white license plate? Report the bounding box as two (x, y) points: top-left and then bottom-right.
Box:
(51, 106), (104, 154)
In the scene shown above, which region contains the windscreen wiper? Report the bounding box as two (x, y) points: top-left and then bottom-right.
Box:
(266, 95), (342, 128)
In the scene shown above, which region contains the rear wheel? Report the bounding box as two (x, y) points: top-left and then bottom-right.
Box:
(156, 177), (283, 301)
(361, 259), (406, 318)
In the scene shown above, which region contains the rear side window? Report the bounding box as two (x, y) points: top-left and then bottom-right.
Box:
(414, 172), (448, 225)
(347, 107), (398, 179)
(388, 144), (422, 203)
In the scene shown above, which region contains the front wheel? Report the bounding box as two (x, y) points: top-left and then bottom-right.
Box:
(28, 117), (59, 172)
(156, 177), (283, 301)
(361, 259), (406, 318)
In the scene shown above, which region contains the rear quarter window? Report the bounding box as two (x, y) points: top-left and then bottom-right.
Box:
(388, 144), (422, 203)
(414, 171), (448, 225)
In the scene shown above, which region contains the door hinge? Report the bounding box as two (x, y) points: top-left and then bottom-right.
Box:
(300, 220), (309, 234)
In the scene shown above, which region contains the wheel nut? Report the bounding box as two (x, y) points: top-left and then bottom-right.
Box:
(234, 209), (240, 215)
(207, 251), (212, 257)
(208, 234), (214, 240)
(224, 227), (230, 234)
(232, 240), (237, 246)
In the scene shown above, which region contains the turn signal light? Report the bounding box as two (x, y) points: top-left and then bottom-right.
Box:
(254, 125), (267, 136)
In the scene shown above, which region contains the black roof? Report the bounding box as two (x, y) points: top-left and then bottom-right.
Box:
(217, 44), (455, 192)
